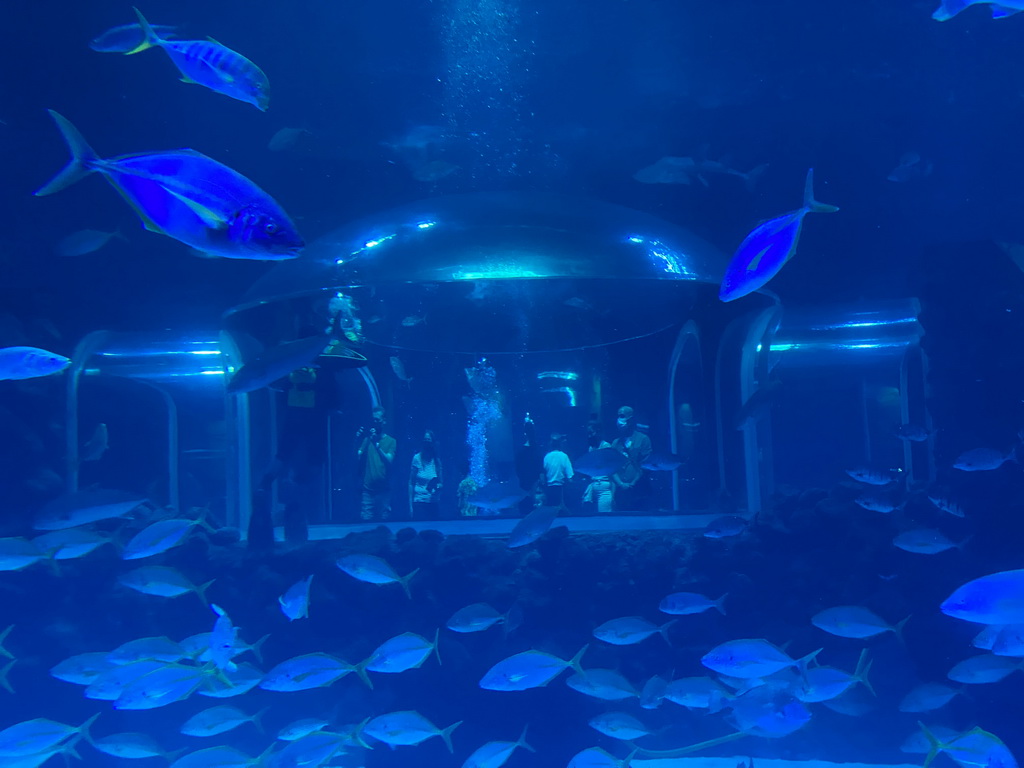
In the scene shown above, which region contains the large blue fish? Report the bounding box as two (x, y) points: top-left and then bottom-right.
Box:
(932, 1), (1024, 21)
(127, 9), (270, 111)
(719, 169), (838, 302)
(35, 111), (302, 260)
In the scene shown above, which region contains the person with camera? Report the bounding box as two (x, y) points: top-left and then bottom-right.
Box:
(356, 406), (396, 520)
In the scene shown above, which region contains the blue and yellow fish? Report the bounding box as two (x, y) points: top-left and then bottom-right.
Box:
(719, 168), (838, 302)
(127, 8), (270, 111)
(35, 110), (302, 260)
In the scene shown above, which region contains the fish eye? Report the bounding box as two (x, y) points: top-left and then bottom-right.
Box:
(265, 221), (279, 235)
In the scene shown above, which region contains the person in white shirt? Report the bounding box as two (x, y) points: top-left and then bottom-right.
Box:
(542, 433), (574, 510)
(409, 430), (443, 519)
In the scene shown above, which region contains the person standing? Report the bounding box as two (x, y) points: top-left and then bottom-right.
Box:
(409, 430), (443, 519)
(542, 433), (574, 510)
(611, 406), (652, 511)
(582, 415), (618, 515)
(514, 413), (543, 513)
(357, 407), (396, 520)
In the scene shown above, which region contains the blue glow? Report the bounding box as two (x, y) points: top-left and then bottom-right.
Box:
(550, 386), (577, 407)
(809, 317), (917, 331)
(771, 340), (911, 353)
(416, 220), (437, 230)
(453, 268), (542, 280)
(537, 371), (579, 381)
(347, 232), (398, 259)
(756, 343), (763, 353)
(627, 235), (645, 244)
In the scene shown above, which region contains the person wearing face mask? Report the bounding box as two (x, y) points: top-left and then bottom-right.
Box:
(356, 406), (396, 520)
(610, 406), (653, 511)
(409, 429), (443, 519)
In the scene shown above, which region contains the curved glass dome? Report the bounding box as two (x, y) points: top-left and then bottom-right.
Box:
(228, 192), (732, 355)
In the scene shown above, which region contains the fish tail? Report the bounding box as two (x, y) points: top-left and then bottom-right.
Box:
(352, 656), (374, 690)
(918, 722), (944, 768)
(61, 736), (83, 761)
(250, 706), (269, 735)
(796, 647), (822, 674)
(0, 659), (14, 694)
(439, 720), (462, 754)
(744, 163), (769, 192)
(195, 579), (215, 608)
(517, 724), (535, 753)
(432, 627), (442, 666)
(714, 594), (729, 616)
(350, 717), (373, 750)
(658, 619), (677, 645)
(932, 0), (969, 21)
(568, 643), (589, 674)
(853, 648), (876, 696)
(893, 615), (911, 644)
(803, 168), (840, 214)
(0, 625), (12, 659)
(34, 111), (101, 196)
(125, 8), (163, 53)
(399, 567), (419, 600)
(247, 633), (270, 664)
(77, 712), (100, 745)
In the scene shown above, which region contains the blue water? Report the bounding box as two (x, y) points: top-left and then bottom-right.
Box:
(3, 1), (1024, 767)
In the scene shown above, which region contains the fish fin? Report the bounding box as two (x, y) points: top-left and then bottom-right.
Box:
(992, 5), (1024, 18)
(247, 634), (269, 663)
(744, 163), (769, 192)
(35, 111), (101, 196)
(439, 721), (462, 754)
(195, 579), (215, 608)
(179, 75), (199, 85)
(658, 618), (677, 645)
(569, 643), (589, 674)
(803, 168), (840, 214)
(893, 614), (911, 643)
(714, 594), (728, 615)
(351, 717), (373, 750)
(187, 248), (222, 259)
(399, 567), (419, 600)
(164, 188), (229, 228)
(432, 627), (442, 666)
(797, 648), (822, 674)
(77, 712), (100, 745)
(853, 648), (875, 696)
(126, 8), (162, 54)
(516, 724), (535, 753)
(0, 659), (14, 694)
(352, 656), (373, 690)
(0, 625), (12, 660)
(918, 722), (943, 768)
(250, 706), (268, 735)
